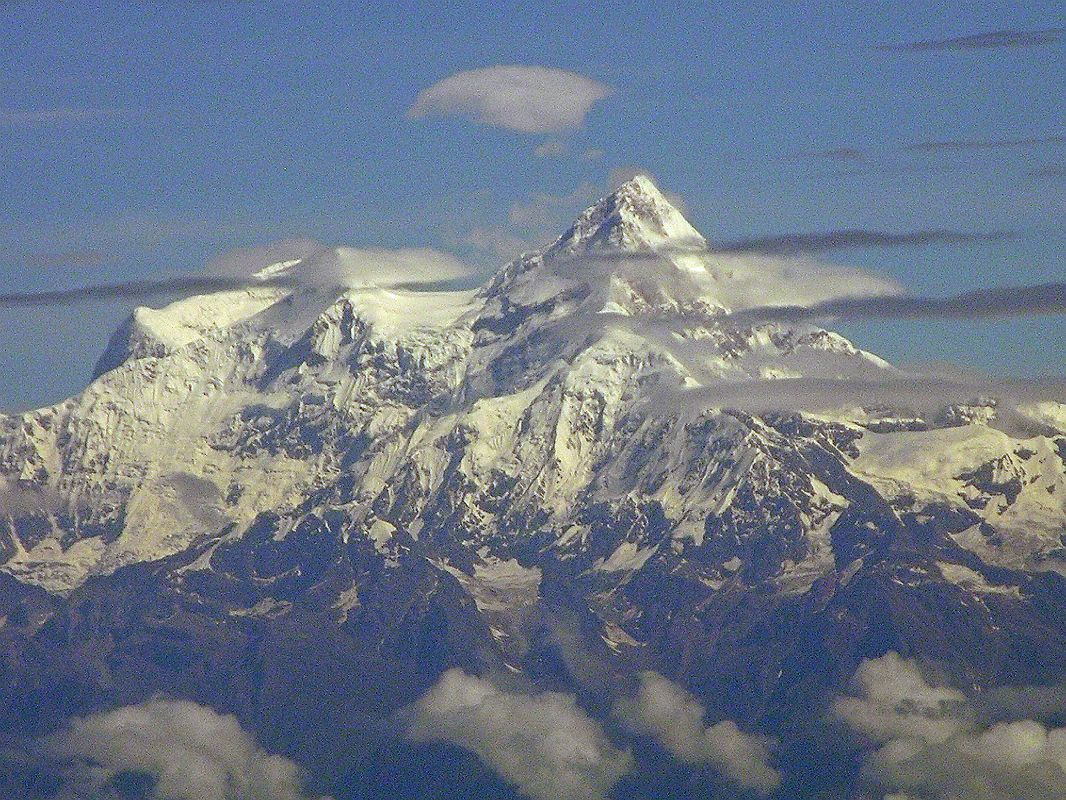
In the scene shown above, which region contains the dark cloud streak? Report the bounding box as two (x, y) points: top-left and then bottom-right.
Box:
(713, 229), (1013, 256)
(877, 27), (1066, 51)
(1026, 163), (1066, 179)
(0, 253), (469, 308)
(18, 250), (112, 270)
(798, 135), (1063, 163)
(0, 274), (301, 308)
(732, 282), (1066, 324)
(904, 134), (1066, 153)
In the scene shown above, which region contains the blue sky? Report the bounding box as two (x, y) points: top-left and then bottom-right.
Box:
(1, 0), (1063, 409)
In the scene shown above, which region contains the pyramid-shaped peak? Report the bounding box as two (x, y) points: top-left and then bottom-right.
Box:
(482, 174), (717, 311)
(614, 173), (667, 200)
(547, 174), (705, 257)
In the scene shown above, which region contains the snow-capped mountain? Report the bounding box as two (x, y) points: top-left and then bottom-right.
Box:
(1, 177), (1065, 798)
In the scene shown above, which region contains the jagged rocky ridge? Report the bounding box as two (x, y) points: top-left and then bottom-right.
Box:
(1, 176), (1065, 798)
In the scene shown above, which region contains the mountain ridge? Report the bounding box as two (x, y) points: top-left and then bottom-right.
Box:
(2, 177), (1063, 592)
(1, 175), (1065, 798)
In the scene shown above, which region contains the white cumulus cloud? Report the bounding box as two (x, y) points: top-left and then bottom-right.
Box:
(615, 671), (782, 795)
(405, 668), (632, 800)
(43, 698), (330, 800)
(834, 652), (1066, 800)
(833, 650), (968, 745)
(407, 65), (612, 133)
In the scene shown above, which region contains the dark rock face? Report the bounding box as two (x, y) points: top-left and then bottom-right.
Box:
(3, 364), (1065, 800)
(2, 445), (1065, 799)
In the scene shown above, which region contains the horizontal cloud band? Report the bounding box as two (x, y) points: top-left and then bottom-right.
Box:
(0, 246), (478, 307)
(729, 282), (1066, 324)
(0, 275), (299, 307)
(714, 228), (1013, 256)
(877, 27), (1066, 51)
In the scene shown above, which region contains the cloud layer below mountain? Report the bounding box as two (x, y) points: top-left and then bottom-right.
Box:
(615, 671), (781, 794)
(835, 652), (1066, 800)
(405, 669), (632, 800)
(37, 698), (330, 800)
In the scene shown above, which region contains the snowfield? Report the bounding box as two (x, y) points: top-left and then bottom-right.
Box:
(1, 176), (1063, 597)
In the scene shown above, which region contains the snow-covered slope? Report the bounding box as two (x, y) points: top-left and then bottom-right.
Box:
(1, 176), (1062, 595)
(2, 177), (1065, 800)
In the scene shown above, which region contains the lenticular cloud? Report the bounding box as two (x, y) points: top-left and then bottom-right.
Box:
(407, 65), (612, 133)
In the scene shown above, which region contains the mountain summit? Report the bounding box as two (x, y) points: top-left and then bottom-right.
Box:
(2, 175), (1060, 592)
(1, 174), (1065, 799)
(487, 176), (906, 323)
(549, 174), (706, 255)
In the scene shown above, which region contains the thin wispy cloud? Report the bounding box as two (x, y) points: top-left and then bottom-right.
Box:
(561, 244), (903, 311)
(801, 147), (868, 162)
(731, 281), (1066, 324)
(0, 244), (477, 307)
(407, 65), (612, 134)
(799, 135), (1064, 163)
(819, 162), (961, 181)
(460, 225), (534, 262)
(94, 215), (258, 248)
(903, 134), (1066, 153)
(877, 27), (1066, 52)
(15, 249), (112, 270)
(0, 214), (263, 257)
(459, 181), (600, 261)
(534, 139), (568, 158)
(205, 238), (326, 276)
(508, 182), (599, 230)
(714, 228), (1012, 256)
(1026, 163), (1066, 180)
(461, 171), (685, 263)
(0, 106), (134, 126)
